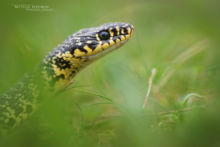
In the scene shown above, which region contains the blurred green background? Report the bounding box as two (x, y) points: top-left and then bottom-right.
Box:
(0, 0), (220, 146)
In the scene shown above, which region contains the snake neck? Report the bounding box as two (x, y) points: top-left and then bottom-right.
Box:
(41, 45), (88, 91)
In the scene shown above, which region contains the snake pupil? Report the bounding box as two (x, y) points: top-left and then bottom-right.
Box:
(99, 31), (110, 40)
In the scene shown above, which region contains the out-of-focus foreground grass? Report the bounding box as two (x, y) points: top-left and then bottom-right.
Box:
(0, 0), (220, 146)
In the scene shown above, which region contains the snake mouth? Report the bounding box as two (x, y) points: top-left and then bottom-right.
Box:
(87, 39), (128, 60)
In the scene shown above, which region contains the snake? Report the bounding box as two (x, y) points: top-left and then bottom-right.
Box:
(0, 22), (134, 132)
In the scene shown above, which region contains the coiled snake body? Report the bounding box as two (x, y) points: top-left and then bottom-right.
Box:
(0, 22), (134, 131)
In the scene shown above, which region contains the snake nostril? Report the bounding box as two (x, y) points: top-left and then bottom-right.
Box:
(120, 28), (128, 35)
(123, 28), (128, 35)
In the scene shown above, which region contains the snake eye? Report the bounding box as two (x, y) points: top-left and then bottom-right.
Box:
(99, 31), (110, 40)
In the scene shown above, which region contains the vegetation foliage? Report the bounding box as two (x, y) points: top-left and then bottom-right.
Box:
(0, 0), (220, 146)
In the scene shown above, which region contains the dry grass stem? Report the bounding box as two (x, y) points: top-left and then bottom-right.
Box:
(142, 68), (157, 109)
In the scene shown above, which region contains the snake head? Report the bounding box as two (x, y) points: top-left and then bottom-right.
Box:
(43, 22), (134, 89)
(69, 22), (134, 60)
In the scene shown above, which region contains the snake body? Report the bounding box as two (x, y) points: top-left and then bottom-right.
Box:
(0, 22), (134, 131)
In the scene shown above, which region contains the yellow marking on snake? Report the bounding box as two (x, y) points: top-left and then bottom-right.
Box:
(109, 40), (115, 46)
(74, 49), (85, 57)
(102, 43), (109, 49)
(116, 26), (120, 35)
(120, 36), (126, 41)
(84, 45), (93, 54)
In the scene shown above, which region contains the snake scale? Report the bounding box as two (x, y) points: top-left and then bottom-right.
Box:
(0, 22), (134, 132)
